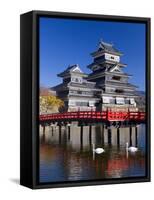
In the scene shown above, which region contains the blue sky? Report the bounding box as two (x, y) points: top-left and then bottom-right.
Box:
(39, 17), (146, 91)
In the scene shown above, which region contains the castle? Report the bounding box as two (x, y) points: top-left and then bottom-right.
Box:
(52, 40), (139, 112)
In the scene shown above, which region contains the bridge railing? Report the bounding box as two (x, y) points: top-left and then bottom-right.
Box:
(39, 111), (145, 122)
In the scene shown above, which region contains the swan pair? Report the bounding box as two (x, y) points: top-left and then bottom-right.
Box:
(92, 142), (138, 155)
(126, 142), (138, 152)
(92, 143), (105, 154)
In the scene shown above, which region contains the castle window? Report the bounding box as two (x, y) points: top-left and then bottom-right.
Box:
(89, 101), (95, 106)
(115, 89), (124, 93)
(76, 102), (88, 106)
(102, 97), (110, 104)
(116, 97), (125, 104)
(125, 99), (129, 104)
(77, 91), (82, 94)
(130, 98), (135, 105)
(112, 76), (121, 81)
(68, 100), (76, 106)
(71, 77), (82, 83)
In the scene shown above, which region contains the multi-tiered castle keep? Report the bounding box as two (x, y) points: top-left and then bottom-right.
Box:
(52, 40), (139, 112)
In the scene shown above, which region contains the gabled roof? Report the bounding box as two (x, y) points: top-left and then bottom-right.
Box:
(57, 64), (87, 77)
(109, 65), (123, 73)
(99, 40), (122, 54)
(91, 40), (123, 56)
(65, 64), (83, 73)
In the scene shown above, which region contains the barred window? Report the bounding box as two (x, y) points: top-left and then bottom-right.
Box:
(76, 102), (88, 106)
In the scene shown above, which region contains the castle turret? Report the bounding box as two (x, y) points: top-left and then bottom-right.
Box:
(52, 64), (101, 112)
(87, 40), (138, 111)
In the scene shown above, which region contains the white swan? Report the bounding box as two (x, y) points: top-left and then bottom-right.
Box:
(126, 142), (138, 152)
(92, 143), (105, 154)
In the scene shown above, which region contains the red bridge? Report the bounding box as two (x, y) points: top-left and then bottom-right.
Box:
(39, 111), (145, 123)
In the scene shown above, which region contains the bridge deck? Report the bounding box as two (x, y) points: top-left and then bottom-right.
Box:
(39, 111), (145, 123)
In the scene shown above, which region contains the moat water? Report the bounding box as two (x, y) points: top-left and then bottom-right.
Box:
(39, 123), (146, 183)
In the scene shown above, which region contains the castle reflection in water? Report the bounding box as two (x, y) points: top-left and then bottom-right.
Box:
(39, 123), (146, 183)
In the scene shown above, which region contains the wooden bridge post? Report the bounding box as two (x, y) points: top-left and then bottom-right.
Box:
(42, 125), (46, 143)
(80, 125), (83, 151)
(101, 124), (104, 145)
(43, 125), (45, 135)
(108, 126), (112, 145)
(135, 125), (138, 147)
(68, 123), (71, 141)
(129, 126), (132, 146)
(51, 124), (54, 136)
(117, 127), (120, 147)
(59, 124), (62, 144)
(89, 125), (92, 145)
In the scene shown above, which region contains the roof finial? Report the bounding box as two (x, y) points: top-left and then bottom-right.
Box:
(98, 38), (103, 48)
